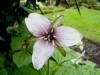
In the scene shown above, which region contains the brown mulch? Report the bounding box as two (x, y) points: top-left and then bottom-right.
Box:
(83, 38), (100, 65)
(71, 37), (100, 66)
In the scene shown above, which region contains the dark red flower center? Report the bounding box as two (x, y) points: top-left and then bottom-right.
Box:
(43, 29), (56, 42)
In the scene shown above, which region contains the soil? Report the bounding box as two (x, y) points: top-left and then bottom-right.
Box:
(71, 37), (100, 66)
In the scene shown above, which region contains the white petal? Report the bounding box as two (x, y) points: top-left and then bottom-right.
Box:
(25, 13), (51, 36)
(32, 39), (54, 70)
(71, 59), (82, 64)
(71, 59), (77, 63)
(55, 26), (82, 47)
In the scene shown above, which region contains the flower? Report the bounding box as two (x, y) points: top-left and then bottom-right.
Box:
(25, 13), (82, 70)
(71, 51), (85, 64)
(71, 59), (82, 64)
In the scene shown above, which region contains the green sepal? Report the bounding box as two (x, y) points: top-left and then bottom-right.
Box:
(55, 44), (66, 57)
(52, 15), (64, 28)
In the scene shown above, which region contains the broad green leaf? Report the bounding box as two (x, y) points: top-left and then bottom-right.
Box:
(11, 65), (39, 75)
(50, 48), (98, 75)
(81, 60), (96, 68)
(13, 51), (32, 68)
(94, 69), (100, 75)
(11, 24), (31, 51)
(53, 63), (96, 75)
(52, 48), (80, 64)
(11, 36), (25, 51)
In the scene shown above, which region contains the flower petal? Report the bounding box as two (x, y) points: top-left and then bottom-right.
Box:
(25, 13), (51, 36)
(55, 26), (82, 47)
(32, 39), (54, 70)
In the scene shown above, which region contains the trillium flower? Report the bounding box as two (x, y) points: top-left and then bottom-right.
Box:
(25, 13), (82, 70)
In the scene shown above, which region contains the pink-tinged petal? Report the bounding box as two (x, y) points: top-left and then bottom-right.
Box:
(32, 39), (54, 70)
(55, 26), (82, 47)
(25, 13), (51, 36)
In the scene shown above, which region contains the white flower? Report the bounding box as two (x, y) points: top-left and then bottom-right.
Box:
(25, 13), (82, 70)
(71, 59), (82, 64)
(78, 41), (84, 51)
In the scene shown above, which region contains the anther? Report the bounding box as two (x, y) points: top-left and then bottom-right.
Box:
(53, 35), (56, 38)
(40, 36), (45, 39)
(45, 31), (48, 34)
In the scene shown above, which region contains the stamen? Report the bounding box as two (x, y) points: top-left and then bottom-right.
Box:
(45, 31), (48, 34)
(46, 41), (48, 45)
(53, 35), (56, 38)
(43, 29), (55, 42)
(51, 28), (54, 33)
(40, 36), (45, 39)
(44, 38), (47, 40)
(48, 39), (51, 42)
(52, 40), (55, 45)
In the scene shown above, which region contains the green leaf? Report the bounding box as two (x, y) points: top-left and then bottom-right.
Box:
(94, 69), (100, 75)
(52, 48), (82, 64)
(81, 60), (96, 68)
(11, 24), (31, 51)
(50, 48), (98, 75)
(53, 62), (96, 75)
(11, 65), (39, 75)
(13, 51), (32, 68)
(11, 36), (25, 51)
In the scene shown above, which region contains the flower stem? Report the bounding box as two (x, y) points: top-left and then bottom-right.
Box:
(47, 59), (49, 75)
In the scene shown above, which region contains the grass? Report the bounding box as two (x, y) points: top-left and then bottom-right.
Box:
(46, 9), (100, 42)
